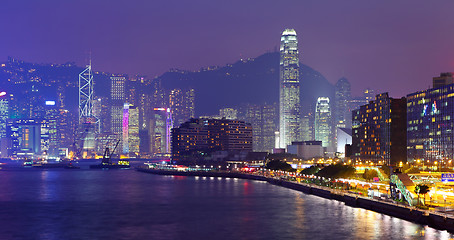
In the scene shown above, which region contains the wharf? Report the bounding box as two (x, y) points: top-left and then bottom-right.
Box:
(137, 167), (454, 233)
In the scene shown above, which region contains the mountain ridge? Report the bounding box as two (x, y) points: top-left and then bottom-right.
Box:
(157, 51), (334, 116)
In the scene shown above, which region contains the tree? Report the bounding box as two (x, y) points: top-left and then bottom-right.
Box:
(265, 160), (296, 172)
(316, 164), (356, 179)
(415, 184), (430, 206)
(363, 169), (379, 182)
(414, 185), (421, 206)
(381, 165), (391, 178)
(300, 166), (319, 175)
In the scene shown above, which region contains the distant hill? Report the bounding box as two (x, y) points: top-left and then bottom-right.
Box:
(157, 52), (334, 116)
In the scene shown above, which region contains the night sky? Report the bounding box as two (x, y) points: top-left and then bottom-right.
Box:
(1, 0), (454, 97)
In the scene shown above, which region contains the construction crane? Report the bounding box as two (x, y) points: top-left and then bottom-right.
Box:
(101, 139), (121, 165)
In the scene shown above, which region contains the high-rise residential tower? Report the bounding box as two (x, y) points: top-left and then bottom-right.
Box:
(244, 103), (277, 152)
(169, 88), (195, 128)
(352, 93), (406, 166)
(315, 97), (331, 148)
(279, 28), (300, 148)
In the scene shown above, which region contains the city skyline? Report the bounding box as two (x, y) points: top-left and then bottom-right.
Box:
(1, 1), (454, 98)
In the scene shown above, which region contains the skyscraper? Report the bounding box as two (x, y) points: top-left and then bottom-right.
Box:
(110, 76), (126, 136)
(122, 103), (140, 155)
(279, 28), (300, 148)
(244, 103), (277, 152)
(169, 88), (195, 128)
(149, 108), (173, 155)
(219, 108), (238, 120)
(315, 97), (331, 148)
(300, 114), (313, 142)
(334, 77), (352, 129)
(352, 93), (406, 166)
(0, 95), (8, 138)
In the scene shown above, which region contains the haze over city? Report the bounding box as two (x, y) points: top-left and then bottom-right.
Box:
(2, 0), (454, 96)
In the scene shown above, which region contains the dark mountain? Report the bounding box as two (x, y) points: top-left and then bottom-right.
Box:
(157, 52), (334, 116)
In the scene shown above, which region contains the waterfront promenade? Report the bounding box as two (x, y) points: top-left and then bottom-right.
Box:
(137, 166), (454, 233)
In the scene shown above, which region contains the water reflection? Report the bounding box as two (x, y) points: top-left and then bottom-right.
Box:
(39, 170), (58, 201)
(0, 170), (453, 240)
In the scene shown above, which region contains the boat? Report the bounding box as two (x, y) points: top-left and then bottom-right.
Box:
(32, 160), (80, 169)
(32, 162), (67, 168)
(90, 139), (130, 169)
(64, 162), (80, 169)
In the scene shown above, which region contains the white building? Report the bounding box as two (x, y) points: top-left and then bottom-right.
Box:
(336, 127), (352, 155)
(287, 141), (324, 160)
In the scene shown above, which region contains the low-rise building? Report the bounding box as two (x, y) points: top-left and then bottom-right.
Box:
(171, 118), (252, 162)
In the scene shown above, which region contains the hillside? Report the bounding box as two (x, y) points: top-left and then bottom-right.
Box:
(157, 52), (334, 116)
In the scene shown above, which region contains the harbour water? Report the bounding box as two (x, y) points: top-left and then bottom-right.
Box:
(0, 166), (452, 240)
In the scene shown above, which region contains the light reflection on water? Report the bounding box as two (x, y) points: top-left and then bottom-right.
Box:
(0, 169), (452, 240)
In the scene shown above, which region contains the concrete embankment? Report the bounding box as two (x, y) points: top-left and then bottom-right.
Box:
(269, 178), (454, 232)
(136, 167), (268, 181)
(137, 168), (454, 232)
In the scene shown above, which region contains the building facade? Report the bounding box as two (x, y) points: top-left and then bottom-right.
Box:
(407, 83), (454, 163)
(122, 104), (140, 155)
(171, 118), (252, 162)
(110, 76), (126, 133)
(334, 77), (352, 129)
(219, 108), (238, 120)
(287, 141), (324, 160)
(433, 73), (453, 89)
(169, 88), (195, 128)
(315, 97), (331, 148)
(7, 119), (52, 158)
(279, 28), (300, 148)
(336, 127), (352, 155)
(0, 96), (8, 138)
(352, 93), (406, 166)
(244, 103), (277, 152)
(149, 108), (173, 155)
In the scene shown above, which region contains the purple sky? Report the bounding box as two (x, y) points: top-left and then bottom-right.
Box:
(1, 0), (454, 97)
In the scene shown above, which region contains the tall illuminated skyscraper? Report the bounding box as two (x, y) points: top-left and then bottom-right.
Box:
(110, 76), (126, 136)
(122, 103), (140, 155)
(279, 28), (300, 148)
(0, 95), (9, 138)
